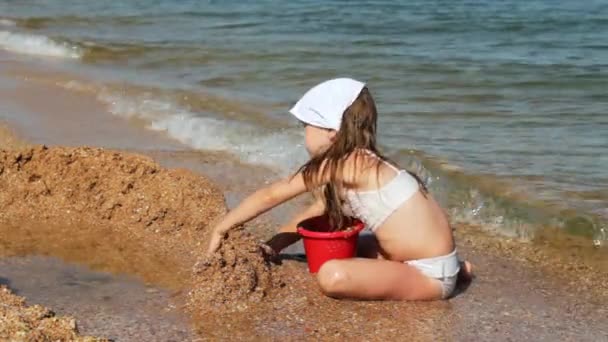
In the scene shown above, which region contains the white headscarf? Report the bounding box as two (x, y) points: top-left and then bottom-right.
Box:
(289, 78), (365, 130)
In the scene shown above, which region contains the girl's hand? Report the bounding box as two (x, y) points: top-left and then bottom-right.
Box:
(206, 230), (223, 257)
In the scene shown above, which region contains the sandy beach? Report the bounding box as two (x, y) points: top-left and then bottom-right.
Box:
(0, 60), (607, 342)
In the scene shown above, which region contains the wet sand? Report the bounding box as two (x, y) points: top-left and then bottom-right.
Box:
(0, 256), (192, 341)
(1, 55), (608, 341)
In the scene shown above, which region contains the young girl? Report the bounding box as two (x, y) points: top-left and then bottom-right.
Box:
(207, 78), (472, 300)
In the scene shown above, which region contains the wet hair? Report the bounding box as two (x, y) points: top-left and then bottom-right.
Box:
(296, 87), (427, 230)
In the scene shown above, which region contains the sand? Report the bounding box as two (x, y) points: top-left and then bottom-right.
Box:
(0, 285), (105, 341)
(1, 118), (607, 341)
(189, 229), (280, 313)
(0, 141), (227, 340)
(0, 255), (196, 341)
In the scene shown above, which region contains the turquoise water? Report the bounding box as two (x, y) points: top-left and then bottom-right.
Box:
(0, 0), (607, 243)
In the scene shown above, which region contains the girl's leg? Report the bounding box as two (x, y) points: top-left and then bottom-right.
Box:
(316, 258), (443, 301)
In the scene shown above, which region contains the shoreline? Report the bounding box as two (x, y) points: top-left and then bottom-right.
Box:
(2, 120), (606, 298)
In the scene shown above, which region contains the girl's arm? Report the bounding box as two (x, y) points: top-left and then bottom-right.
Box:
(206, 172), (309, 255)
(265, 198), (325, 253)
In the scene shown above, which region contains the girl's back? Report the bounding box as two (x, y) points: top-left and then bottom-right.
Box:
(345, 151), (454, 261)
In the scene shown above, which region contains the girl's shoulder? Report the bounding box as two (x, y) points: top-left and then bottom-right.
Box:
(347, 148), (390, 169)
(341, 149), (391, 184)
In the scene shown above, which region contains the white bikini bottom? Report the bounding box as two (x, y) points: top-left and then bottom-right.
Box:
(405, 249), (460, 299)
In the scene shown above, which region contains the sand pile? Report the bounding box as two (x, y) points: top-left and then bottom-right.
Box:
(0, 146), (226, 235)
(188, 229), (282, 313)
(0, 145), (290, 330)
(0, 286), (105, 341)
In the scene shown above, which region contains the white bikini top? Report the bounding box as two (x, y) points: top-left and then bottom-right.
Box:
(344, 151), (420, 232)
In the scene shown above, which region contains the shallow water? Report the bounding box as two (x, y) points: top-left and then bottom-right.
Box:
(0, 256), (193, 341)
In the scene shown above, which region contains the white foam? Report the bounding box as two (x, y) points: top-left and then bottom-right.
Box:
(0, 30), (82, 59)
(89, 85), (307, 173)
(0, 19), (16, 27)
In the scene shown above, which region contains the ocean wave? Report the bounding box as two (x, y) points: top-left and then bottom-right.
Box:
(61, 81), (308, 172)
(0, 30), (82, 59)
(392, 148), (608, 245)
(0, 19), (16, 27)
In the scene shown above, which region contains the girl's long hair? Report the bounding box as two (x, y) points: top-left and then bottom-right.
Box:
(296, 87), (427, 229)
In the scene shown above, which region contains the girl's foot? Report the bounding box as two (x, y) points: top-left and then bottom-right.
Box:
(458, 260), (474, 282)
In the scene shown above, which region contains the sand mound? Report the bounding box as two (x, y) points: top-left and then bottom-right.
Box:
(0, 147), (225, 233)
(0, 145), (287, 320)
(188, 229), (282, 312)
(0, 286), (105, 341)
(0, 146), (226, 235)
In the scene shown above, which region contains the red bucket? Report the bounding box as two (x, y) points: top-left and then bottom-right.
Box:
(297, 216), (365, 273)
